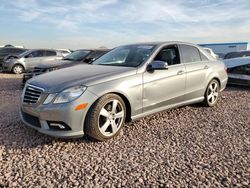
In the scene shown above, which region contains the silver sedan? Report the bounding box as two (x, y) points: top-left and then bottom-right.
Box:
(20, 42), (228, 141)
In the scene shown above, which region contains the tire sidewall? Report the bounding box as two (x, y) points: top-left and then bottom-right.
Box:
(205, 79), (220, 107)
(85, 94), (126, 141)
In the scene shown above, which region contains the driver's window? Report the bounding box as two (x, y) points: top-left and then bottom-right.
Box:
(154, 46), (180, 66)
(27, 50), (44, 58)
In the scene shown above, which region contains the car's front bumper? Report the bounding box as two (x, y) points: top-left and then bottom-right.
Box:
(20, 90), (98, 138)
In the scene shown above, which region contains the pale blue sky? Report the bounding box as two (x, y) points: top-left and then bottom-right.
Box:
(0, 0), (249, 49)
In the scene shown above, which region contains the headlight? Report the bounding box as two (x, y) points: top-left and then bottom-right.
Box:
(43, 86), (87, 104)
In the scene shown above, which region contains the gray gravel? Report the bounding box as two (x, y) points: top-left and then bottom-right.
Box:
(0, 73), (249, 187)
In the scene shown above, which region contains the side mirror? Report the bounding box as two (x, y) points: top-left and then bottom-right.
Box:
(84, 57), (95, 64)
(25, 54), (33, 58)
(147, 60), (168, 71)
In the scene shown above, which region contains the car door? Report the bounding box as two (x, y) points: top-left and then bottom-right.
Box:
(24, 50), (45, 70)
(179, 44), (210, 100)
(143, 45), (186, 113)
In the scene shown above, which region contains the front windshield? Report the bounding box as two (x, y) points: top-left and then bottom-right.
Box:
(63, 50), (90, 61)
(92, 45), (156, 67)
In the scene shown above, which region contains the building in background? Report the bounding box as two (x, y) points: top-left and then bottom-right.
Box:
(199, 42), (249, 55)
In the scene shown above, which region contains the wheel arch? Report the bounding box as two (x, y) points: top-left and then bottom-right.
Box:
(211, 77), (221, 88)
(112, 92), (132, 123)
(86, 91), (132, 124)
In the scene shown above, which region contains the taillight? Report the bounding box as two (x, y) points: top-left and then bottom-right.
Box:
(224, 65), (227, 73)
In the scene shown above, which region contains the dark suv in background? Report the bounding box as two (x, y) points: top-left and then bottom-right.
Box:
(22, 49), (109, 83)
(224, 51), (250, 59)
(0, 47), (27, 68)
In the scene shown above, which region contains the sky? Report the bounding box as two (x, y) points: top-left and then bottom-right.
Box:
(0, 0), (249, 49)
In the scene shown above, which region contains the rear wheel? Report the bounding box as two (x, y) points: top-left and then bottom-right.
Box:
(203, 79), (220, 107)
(85, 94), (126, 141)
(12, 64), (24, 74)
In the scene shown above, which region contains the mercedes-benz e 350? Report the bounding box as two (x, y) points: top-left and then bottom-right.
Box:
(20, 42), (228, 141)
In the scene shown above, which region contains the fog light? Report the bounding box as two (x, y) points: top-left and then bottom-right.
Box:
(47, 121), (71, 130)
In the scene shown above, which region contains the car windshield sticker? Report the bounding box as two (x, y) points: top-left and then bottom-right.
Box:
(137, 45), (154, 49)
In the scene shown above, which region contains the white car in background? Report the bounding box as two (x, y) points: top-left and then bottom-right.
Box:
(57, 49), (72, 57)
(203, 47), (219, 59)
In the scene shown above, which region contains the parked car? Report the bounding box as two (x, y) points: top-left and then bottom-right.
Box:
(0, 47), (27, 68)
(224, 51), (250, 59)
(224, 57), (250, 86)
(57, 49), (72, 57)
(2, 49), (63, 74)
(22, 49), (109, 84)
(20, 42), (228, 141)
(203, 47), (219, 59)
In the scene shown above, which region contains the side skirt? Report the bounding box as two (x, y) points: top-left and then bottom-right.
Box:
(131, 97), (204, 121)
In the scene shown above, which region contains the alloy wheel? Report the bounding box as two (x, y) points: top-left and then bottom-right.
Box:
(98, 99), (125, 137)
(13, 65), (23, 74)
(207, 81), (219, 105)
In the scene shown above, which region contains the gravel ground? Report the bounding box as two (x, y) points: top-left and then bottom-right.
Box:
(0, 73), (249, 187)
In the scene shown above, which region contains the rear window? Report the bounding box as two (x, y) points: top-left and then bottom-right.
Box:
(89, 51), (108, 59)
(46, 50), (57, 56)
(180, 45), (201, 63)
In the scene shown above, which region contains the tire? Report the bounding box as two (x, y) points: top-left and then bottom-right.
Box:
(85, 94), (126, 141)
(12, 64), (24, 74)
(203, 79), (220, 107)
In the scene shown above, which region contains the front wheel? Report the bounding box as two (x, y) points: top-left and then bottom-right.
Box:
(203, 79), (220, 107)
(12, 64), (24, 74)
(85, 94), (126, 141)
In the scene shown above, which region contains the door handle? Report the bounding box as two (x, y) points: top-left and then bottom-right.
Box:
(204, 65), (209, 69)
(177, 70), (185, 75)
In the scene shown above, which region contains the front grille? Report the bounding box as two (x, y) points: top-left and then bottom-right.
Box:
(22, 111), (41, 128)
(23, 85), (43, 104)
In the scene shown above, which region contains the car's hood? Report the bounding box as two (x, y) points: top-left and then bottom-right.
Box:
(28, 64), (137, 93)
(223, 57), (250, 68)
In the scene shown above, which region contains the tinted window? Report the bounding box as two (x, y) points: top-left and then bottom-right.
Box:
(29, 50), (45, 58)
(46, 50), (56, 56)
(90, 51), (107, 59)
(224, 52), (240, 59)
(180, 45), (201, 63)
(154, 46), (180, 66)
(0, 48), (9, 55)
(64, 50), (90, 61)
(11, 48), (26, 53)
(240, 51), (250, 57)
